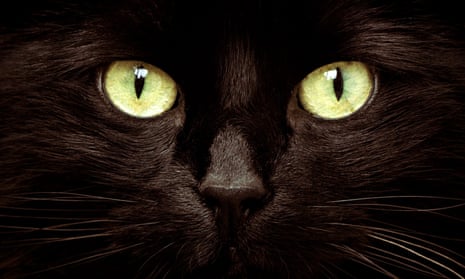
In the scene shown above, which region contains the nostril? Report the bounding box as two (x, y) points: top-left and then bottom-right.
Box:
(199, 171), (269, 224)
(200, 185), (267, 216)
(241, 196), (265, 217)
(200, 182), (268, 242)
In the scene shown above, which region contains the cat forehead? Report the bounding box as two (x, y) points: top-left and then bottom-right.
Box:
(94, 0), (375, 32)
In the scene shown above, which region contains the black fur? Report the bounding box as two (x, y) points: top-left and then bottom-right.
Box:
(1, 0), (465, 278)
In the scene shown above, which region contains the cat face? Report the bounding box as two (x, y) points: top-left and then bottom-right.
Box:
(1, 0), (465, 278)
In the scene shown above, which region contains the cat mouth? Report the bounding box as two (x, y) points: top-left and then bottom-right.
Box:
(225, 246), (247, 275)
(189, 245), (264, 278)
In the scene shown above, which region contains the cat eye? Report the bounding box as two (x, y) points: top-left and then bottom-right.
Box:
(297, 61), (374, 119)
(103, 60), (177, 118)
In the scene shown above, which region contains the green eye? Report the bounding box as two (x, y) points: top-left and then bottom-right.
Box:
(103, 60), (177, 118)
(298, 61), (374, 120)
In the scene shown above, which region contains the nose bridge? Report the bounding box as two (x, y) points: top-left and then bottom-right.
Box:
(201, 125), (257, 187)
(217, 33), (259, 110)
(199, 125), (268, 240)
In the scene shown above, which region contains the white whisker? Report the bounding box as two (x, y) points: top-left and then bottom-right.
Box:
(318, 263), (337, 278)
(1, 219), (123, 233)
(147, 261), (170, 279)
(366, 245), (448, 278)
(328, 221), (465, 243)
(0, 224), (38, 232)
(335, 202), (465, 212)
(370, 233), (464, 279)
(370, 227), (465, 262)
(327, 223), (465, 277)
(120, 221), (161, 230)
(7, 191), (136, 203)
(0, 214), (94, 221)
(139, 242), (176, 273)
(329, 195), (465, 204)
(30, 243), (144, 276)
(0, 205), (103, 212)
(331, 244), (399, 278)
(327, 263), (357, 279)
(39, 219), (125, 232)
(3, 233), (112, 247)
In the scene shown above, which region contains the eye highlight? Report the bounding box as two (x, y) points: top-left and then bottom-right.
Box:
(298, 61), (374, 120)
(103, 60), (177, 118)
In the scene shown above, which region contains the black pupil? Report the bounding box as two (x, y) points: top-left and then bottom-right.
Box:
(333, 67), (343, 101)
(134, 65), (146, 99)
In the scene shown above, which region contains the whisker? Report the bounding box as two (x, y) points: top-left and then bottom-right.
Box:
(0, 214), (94, 221)
(334, 202), (465, 212)
(119, 221), (161, 230)
(147, 261), (171, 279)
(0, 206), (103, 212)
(331, 244), (399, 279)
(0, 225), (39, 232)
(333, 222), (465, 269)
(6, 191), (136, 203)
(328, 221), (465, 244)
(328, 223), (465, 277)
(302, 256), (314, 277)
(369, 226), (465, 263)
(370, 233), (465, 279)
(372, 231), (465, 270)
(327, 195), (465, 223)
(2, 233), (112, 247)
(45, 219), (125, 230)
(29, 243), (144, 276)
(139, 242), (176, 273)
(366, 245), (448, 278)
(329, 195), (465, 204)
(1, 219), (123, 233)
(318, 263), (337, 279)
(326, 263), (357, 279)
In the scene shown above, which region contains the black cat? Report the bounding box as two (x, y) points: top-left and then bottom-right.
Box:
(1, 0), (465, 278)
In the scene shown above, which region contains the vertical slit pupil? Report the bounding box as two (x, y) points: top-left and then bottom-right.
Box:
(134, 65), (148, 99)
(333, 67), (344, 101)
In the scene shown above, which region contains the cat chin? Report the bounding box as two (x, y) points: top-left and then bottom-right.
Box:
(182, 244), (274, 279)
(190, 260), (271, 279)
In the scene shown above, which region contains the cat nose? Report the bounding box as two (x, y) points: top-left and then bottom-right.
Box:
(200, 176), (267, 215)
(199, 125), (270, 239)
(199, 174), (268, 235)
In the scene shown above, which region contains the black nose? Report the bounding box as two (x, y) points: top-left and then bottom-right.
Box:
(199, 174), (268, 238)
(201, 176), (267, 215)
(199, 125), (270, 240)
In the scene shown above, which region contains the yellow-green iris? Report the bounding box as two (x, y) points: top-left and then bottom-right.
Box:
(298, 61), (374, 119)
(103, 60), (177, 118)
